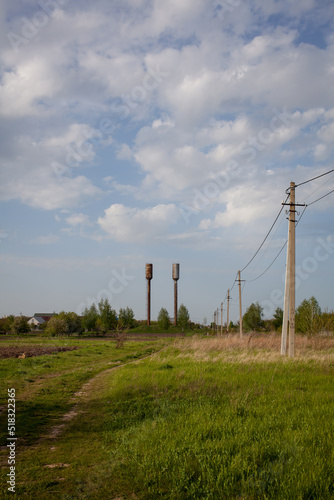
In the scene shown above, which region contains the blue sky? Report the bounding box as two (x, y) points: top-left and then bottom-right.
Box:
(1, 0), (334, 323)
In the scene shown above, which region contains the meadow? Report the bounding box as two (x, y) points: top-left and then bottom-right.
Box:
(1, 333), (334, 499)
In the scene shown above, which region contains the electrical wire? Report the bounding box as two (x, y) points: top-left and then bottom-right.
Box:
(295, 168), (334, 188)
(301, 173), (334, 203)
(245, 211), (286, 277)
(245, 204), (308, 283)
(246, 241), (287, 283)
(239, 194), (289, 273)
(223, 176), (333, 298)
(226, 272), (238, 297)
(306, 188), (334, 207)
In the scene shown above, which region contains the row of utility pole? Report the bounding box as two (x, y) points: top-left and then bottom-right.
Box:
(213, 181), (299, 355)
(214, 272), (244, 337)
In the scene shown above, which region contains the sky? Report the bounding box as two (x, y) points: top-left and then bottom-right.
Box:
(1, 0), (334, 324)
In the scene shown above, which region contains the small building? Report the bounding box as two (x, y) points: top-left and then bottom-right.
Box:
(28, 313), (55, 329)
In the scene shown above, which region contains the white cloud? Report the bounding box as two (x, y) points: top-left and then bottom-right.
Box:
(116, 143), (133, 160)
(33, 234), (59, 245)
(98, 203), (179, 242)
(0, 57), (60, 117)
(65, 213), (92, 227)
(5, 175), (101, 211)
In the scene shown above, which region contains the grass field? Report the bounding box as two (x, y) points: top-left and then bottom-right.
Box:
(1, 334), (334, 499)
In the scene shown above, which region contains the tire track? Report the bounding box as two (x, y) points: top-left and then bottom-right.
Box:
(44, 348), (165, 441)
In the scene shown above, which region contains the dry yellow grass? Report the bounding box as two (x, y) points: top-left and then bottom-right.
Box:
(160, 333), (334, 364)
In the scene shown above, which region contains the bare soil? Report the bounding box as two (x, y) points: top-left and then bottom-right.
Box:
(0, 345), (80, 359)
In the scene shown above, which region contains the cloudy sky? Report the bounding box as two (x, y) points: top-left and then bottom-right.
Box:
(1, 0), (334, 323)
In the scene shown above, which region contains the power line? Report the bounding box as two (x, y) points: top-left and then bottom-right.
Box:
(246, 212), (286, 277)
(306, 188), (334, 207)
(301, 173), (334, 203)
(245, 204), (308, 283)
(246, 241), (287, 283)
(240, 194), (289, 273)
(223, 176), (332, 304)
(295, 168), (334, 188)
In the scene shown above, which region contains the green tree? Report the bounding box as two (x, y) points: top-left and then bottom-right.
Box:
(118, 307), (135, 329)
(296, 296), (321, 334)
(273, 307), (283, 330)
(158, 308), (170, 330)
(243, 302), (264, 331)
(0, 315), (14, 333)
(98, 298), (117, 333)
(82, 304), (99, 332)
(178, 304), (190, 330)
(58, 311), (82, 335)
(320, 310), (334, 333)
(11, 316), (30, 334)
(45, 316), (68, 337)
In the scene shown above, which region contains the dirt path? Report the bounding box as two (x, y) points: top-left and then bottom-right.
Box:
(43, 348), (163, 442)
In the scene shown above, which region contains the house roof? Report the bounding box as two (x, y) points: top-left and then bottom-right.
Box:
(28, 317), (45, 324)
(34, 313), (55, 317)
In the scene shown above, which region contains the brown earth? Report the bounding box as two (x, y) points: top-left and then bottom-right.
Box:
(0, 345), (80, 359)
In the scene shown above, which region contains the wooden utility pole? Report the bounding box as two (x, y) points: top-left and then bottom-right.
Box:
(220, 302), (223, 336)
(288, 182), (296, 357)
(226, 289), (230, 334)
(238, 271), (243, 338)
(216, 308), (219, 335)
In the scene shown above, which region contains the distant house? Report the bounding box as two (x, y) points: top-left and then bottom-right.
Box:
(28, 313), (55, 329)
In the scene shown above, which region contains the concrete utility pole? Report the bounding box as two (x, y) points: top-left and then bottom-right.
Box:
(237, 271), (243, 338)
(282, 182), (304, 357)
(281, 235), (290, 355)
(221, 302), (223, 336)
(216, 308), (219, 335)
(226, 289), (230, 334)
(288, 182), (296, 357)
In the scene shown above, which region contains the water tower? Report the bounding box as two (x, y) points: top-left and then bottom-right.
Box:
(146, 263), (153, 325)
(172, 263), (180, 326)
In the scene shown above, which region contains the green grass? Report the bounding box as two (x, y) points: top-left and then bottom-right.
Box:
(1, 335), (334, 499)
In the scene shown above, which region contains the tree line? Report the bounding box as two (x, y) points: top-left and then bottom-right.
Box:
(3, 296), (332, 336)
(241, 296), (334, 334)
(0, 300), (192, 336)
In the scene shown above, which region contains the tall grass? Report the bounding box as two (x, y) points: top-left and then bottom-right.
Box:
(97, 347), (334, 499)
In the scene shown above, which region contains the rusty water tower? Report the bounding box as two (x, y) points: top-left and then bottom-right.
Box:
(172, 263), (180, 326)
(146, 263), (153, 325)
